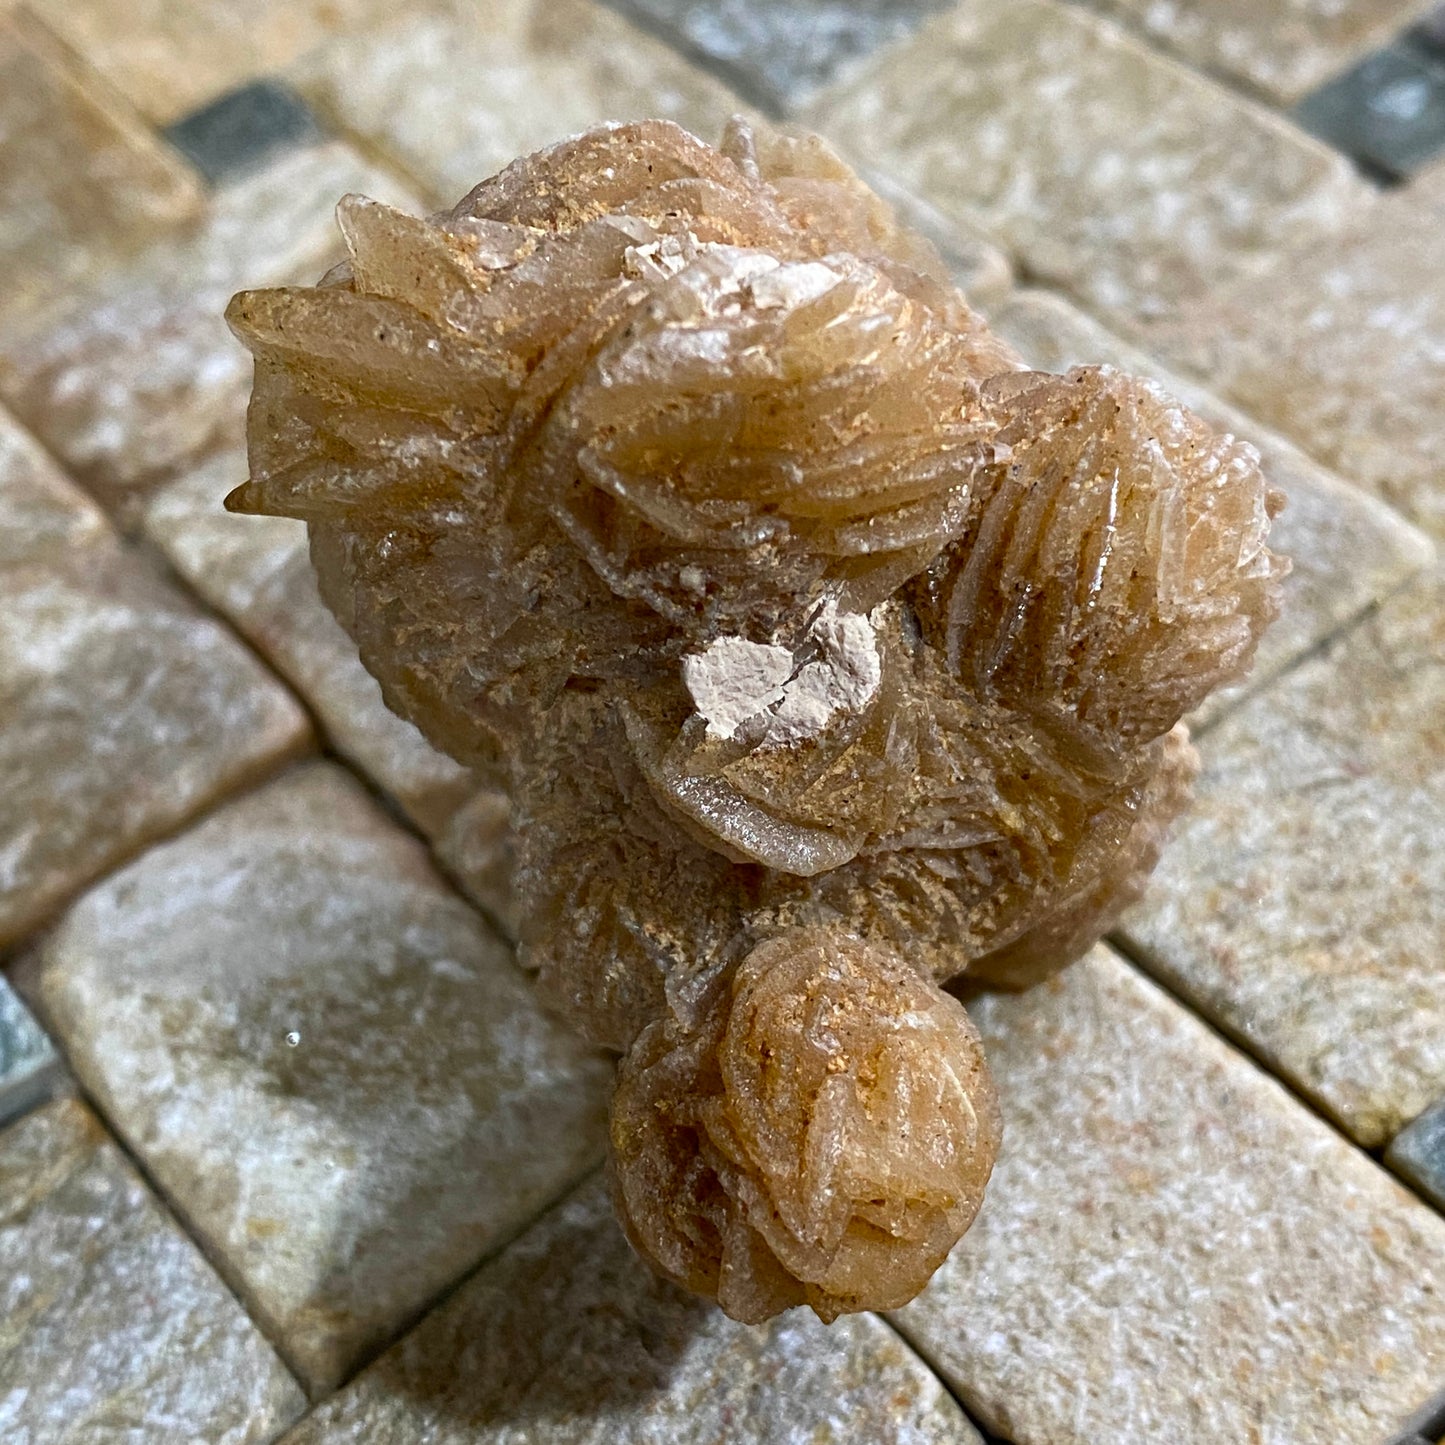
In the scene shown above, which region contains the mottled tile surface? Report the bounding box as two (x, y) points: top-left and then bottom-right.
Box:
(1157, 191), (1445, 537)
(1390, 1098), (1445, 1211)
(1089, 0), (1445, 104)
(0, 143), (415, 518)
(0, 403), (111, 566)
(37, 763), (610, 1395)
(896, 947), (1445, 1445)
(807, 0), (1369, 336)
(1122, 566), (1445, 1146)
(290, 0), (750, 205)
(0, 9), (202, 336)
(985, 288), (1435, 727)
(25, 0), (402, 124)
(607, 0), (950, 109)
(0, 974), (59, 1127)
(146, 451), (474, 837)
(0, 431), (310, 948)
(0, 1098), (305, 1442)
(278, 1175), (982, 1444)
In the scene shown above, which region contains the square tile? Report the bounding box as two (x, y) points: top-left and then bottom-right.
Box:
(290, 0), (752, 206)
(0, 1097), (305, 1441)
(1121, 566), (1445, 1146)
(276, 1175), (983, 1443)
(36, 762), (610, 1394)
(805, 0), (1370, 337)
(606, 0), (952, 111)
(896, 947), (1445, 1445)
(166, 78), (325, 185)
(0, 9), (203, 337)
(1294, 34), (1445, 178)
(0, 477), (311, 947)
(0, 142), (417, 520)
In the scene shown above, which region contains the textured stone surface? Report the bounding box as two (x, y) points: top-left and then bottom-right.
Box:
(146, 451), (474, 837)
(0, 1098), (305, 1441)
(0, 143), (415, 518)
(608, 0), (951, 108)
(26, 0), (399, 123)
(290, 0), (751, 205)
(1089, 0), (1445, 104)
(806, 0), (1369, 335)
(895, 946), (1445, 1445)
(0, 9), (203, 336)
(0, 402), (111, 566)
(1389, 1097), (1445, 1211)
(277, 1175), (982, 1444)
(986, 288), (1435, 726)
(36, 763), (611, 1394)
(1294, 33), (1445, 178)
(1158, 208), (1445, 538)
(0, 488), (311, 946)
(0, 973), (59, 1127)
(1122, 566), (1445, 1146)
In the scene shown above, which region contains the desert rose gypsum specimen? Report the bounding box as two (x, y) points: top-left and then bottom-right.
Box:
(224, 118), (1287, 1324)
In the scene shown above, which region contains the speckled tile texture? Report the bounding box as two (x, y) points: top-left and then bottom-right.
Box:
(35, 763), (611, 1395)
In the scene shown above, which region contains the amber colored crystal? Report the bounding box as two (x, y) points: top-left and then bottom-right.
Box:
(225, 117), (1286, 1322)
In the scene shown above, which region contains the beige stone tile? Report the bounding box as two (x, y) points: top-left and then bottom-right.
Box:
(26, 0), (400, 124)
(1157, 204), (1445, 539)
(145, 450), (475, 838)
(805, 0), (1369, 337)
(986, 289), (1435, 726)
(35, 762), (610, 1395)
(0, 526), (311, 949)
(289, 0), (752, 206)
(0, 142), (416, 521)
(0, 402), (110, 566)
(430, 787), (522, 940)
(1121, 565), (1445, 1146)
(0, 9), (203, 336)
(277, 1174), (982, 1444)
(896, 946), (1445, 1445)
(1086, 0), (1443, 104)
(0, 1097), (305, 1441)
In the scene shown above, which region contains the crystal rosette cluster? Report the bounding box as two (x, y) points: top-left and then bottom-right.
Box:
(226, 118), (1286, 1322)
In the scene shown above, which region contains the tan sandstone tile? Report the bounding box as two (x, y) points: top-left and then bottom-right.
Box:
(1121, 565), (1445, 1147)
(805, 0), (1370, 337)
(276, 1174), (983, 1444)
(985, 289), (1435, 727)
(0, 402), (110, 566)
(35, 762), (610, 1395)
(289, 0), (752, 206)
(0, 459), (311, 947)
(1085, 0), (1444, 104)
(896, 946), (1445, 1445)
(0, 142), (415, 522)
(145, 451), (475, 838)
(25, 0), (401, 124)
(0, 9), (203, 336)
(0, 1097), (305, 1442)
(1157, 199), (1445, 539)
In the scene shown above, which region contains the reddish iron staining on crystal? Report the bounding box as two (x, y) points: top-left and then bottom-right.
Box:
(226, 118), (1286, 1323)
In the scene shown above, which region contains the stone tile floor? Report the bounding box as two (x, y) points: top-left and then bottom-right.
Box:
(1, 1), (1442, 1441)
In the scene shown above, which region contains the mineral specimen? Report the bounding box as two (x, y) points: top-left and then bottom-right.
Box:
(225, 117), (1286, 1323)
